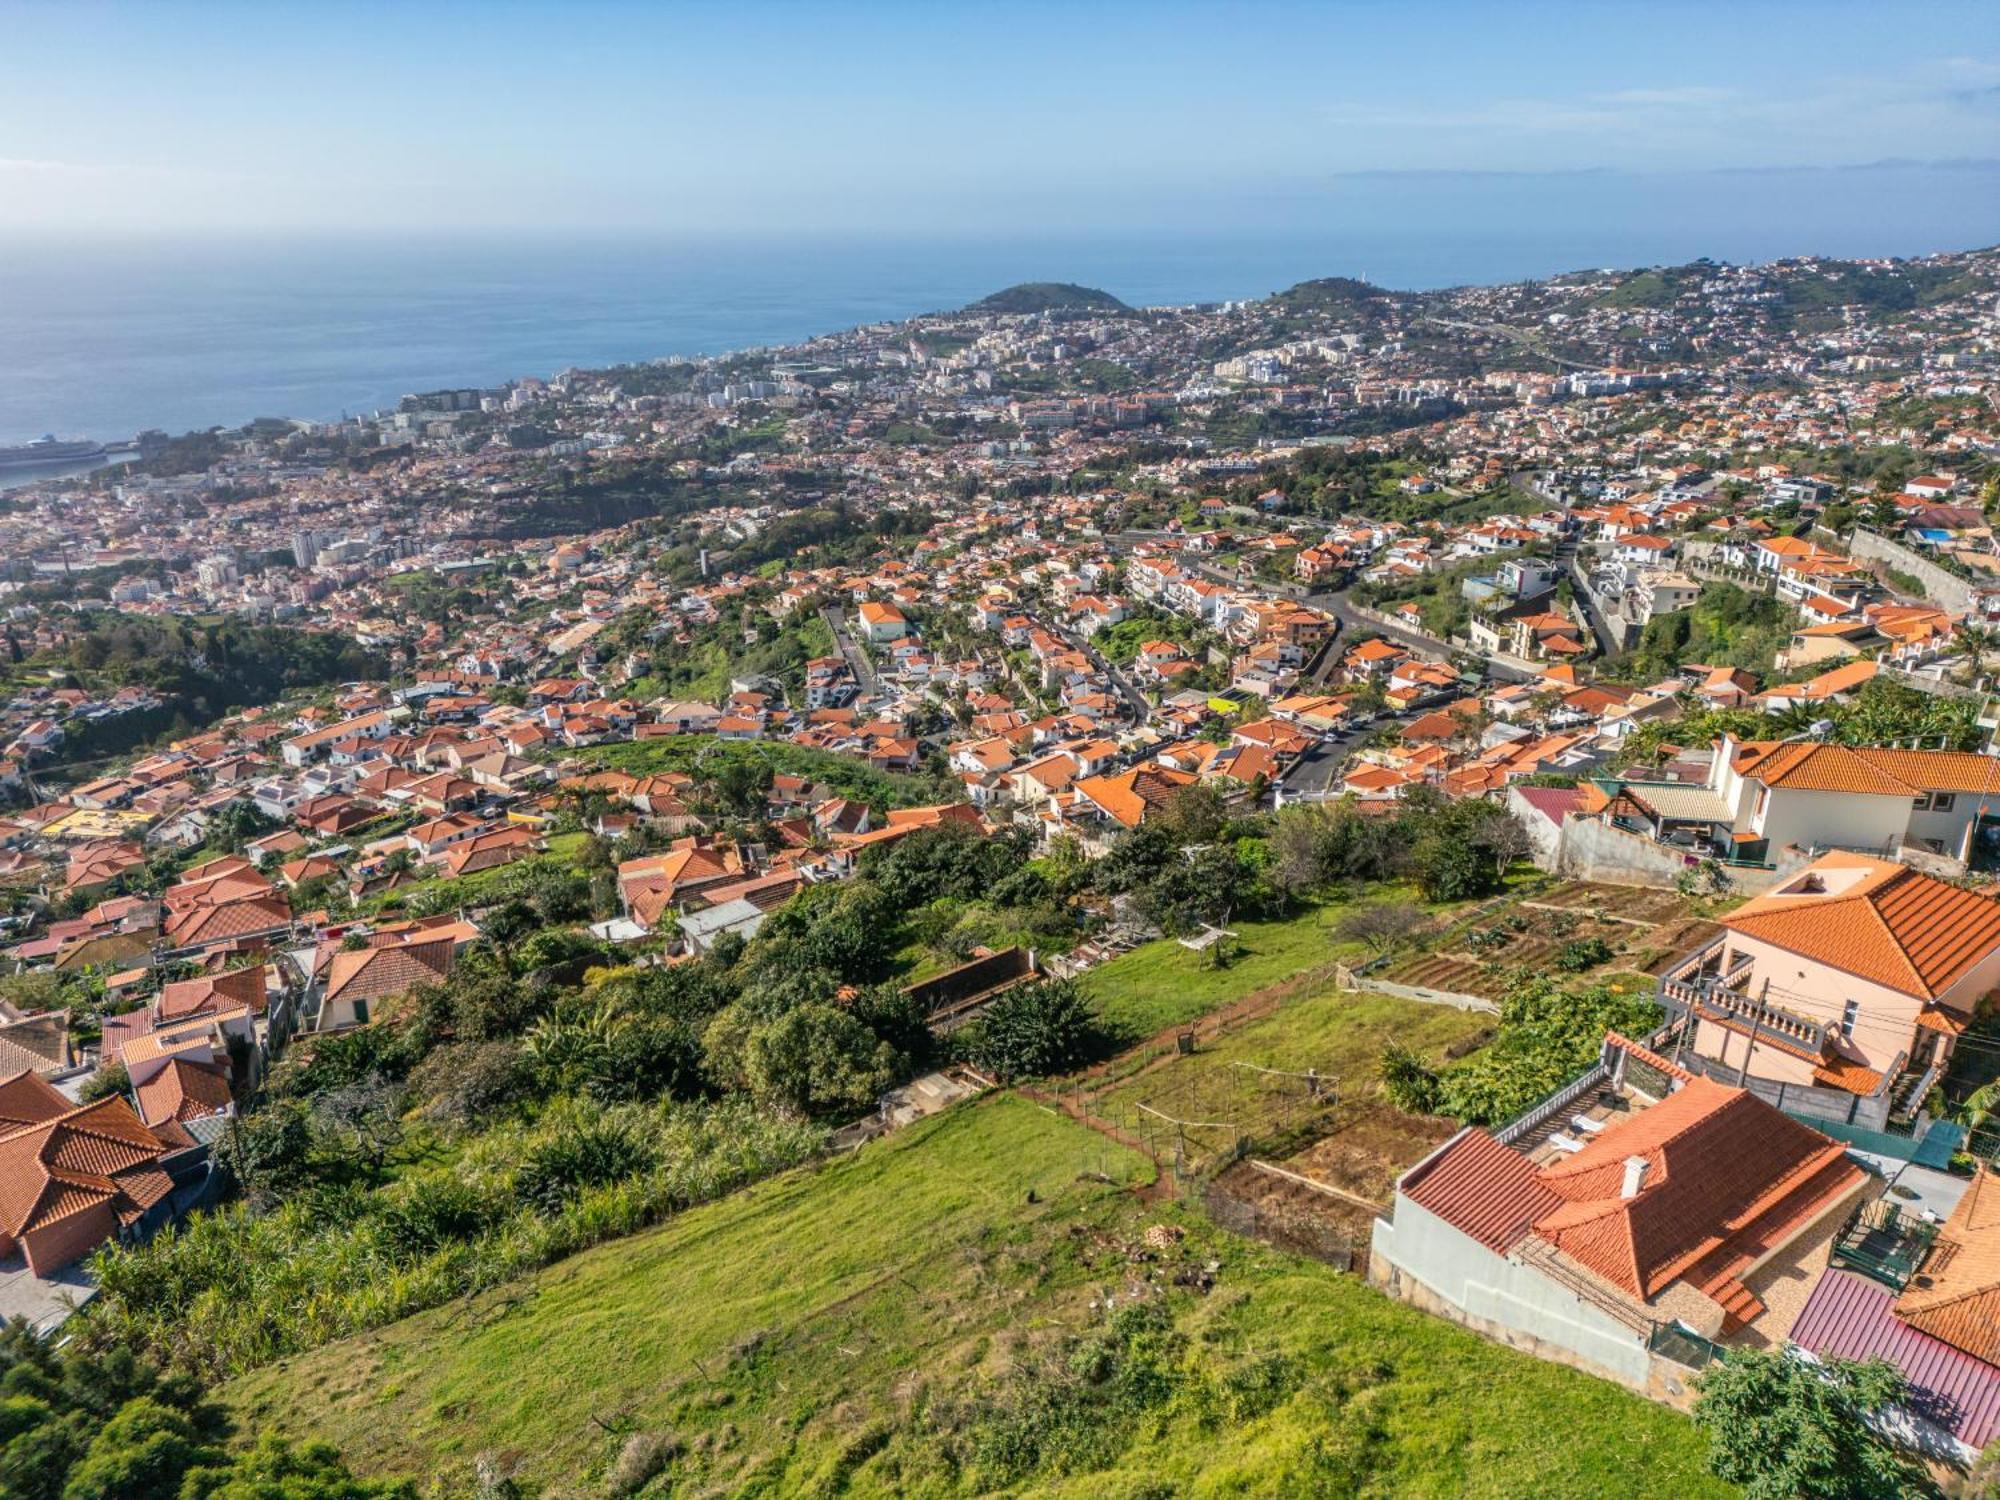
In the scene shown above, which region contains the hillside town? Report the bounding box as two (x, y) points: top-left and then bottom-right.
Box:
(6, 251), (2000, 1494)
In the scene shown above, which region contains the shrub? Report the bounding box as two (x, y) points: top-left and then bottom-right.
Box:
(1427, 976), (1663, 1126)
(959, 978), (1100, 1082)
(1553, 937), (1613, 972)
(515, 1117), (653, 1216)
(605, 1431), (681, 1497)
(743, 1003), (898, 1119)
(374, 1171), (505, 1259)
(77, 1062), (130, 1104)
(1692, 1348), (1936, 1499)
(1378, 1043), (1442, 1114)
(405, 1040), (533, 1126)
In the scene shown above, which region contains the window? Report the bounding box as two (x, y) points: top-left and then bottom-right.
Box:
(1841, 999), (1859, 1038)
(1932, 793), (1955, 812)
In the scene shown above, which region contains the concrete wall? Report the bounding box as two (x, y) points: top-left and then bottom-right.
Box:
(1506, 784), (1564, 871)
(1753, 786), (1906, 860)
(1905, 799), (1980, 862)
(1369, 1195), (1653, 1389)
(23, 1199), (117, 1276)
(1552, 815), (1794, 894)
(1847, 528), (1977, 614)
(1360, 979), (1500, 1015)
(1696, 1015), (1821, 1086)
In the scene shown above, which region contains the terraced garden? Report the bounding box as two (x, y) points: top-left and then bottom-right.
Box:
(1370, 880), (1722, 1002)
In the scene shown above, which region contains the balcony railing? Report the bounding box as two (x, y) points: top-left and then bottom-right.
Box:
(1661, 933), (1727, 984)
(1493, 1063), (1609, 1147)
(1829, 1200), (1940, 1291)
(1890, 1058), (1942, 1125)
(1659, 975), (1829, 1056)
(1648, 1320), (1728, 1371)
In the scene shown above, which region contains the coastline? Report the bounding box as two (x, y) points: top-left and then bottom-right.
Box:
(6, 202), (2000, 447)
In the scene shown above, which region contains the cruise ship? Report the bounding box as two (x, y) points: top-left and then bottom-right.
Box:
(0, 435), (107, 470)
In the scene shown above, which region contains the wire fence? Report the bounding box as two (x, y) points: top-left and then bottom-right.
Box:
(1201, 1174), (1361, 1272)
(1041, 1045), (1345, 1184)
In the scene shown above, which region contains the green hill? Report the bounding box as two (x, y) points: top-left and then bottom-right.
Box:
(966, 281), (1131, 314)
(1268, 275), (1395, 311)
(1587, 263), (1711, 309)
(226, 1092), (1729, 1497)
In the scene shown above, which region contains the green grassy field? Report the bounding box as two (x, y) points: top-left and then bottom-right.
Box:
(225, 1094), (1729, 1498)
(1090, 987), (1492, 1160)
(1078, 894), (1434, 1042)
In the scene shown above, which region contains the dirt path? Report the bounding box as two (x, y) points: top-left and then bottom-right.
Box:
(1015, 1082), (1176, 1200)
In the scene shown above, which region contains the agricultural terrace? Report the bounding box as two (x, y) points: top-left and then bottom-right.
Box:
(1080, 987), (1491, 1176)
(1370, 880), (1723, 1003)
(1077, 884), (1467, 1042)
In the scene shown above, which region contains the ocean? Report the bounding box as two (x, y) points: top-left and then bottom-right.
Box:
(3, 163), (1997, 446)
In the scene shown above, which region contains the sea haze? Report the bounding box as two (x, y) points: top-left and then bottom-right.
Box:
(2, 162), (1997, 445)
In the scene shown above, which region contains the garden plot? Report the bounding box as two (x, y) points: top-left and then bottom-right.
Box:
(1203, 1098), (1463, 1270)
(1081, 988), (1490, 1176)
(1373, 881), (1716, 1001)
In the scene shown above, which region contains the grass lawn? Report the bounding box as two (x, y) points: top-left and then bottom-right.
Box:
(225, 1093), (1729, 1498)
(1090, 987), (1491, 1156)
(1081, 891), (1432, 1043)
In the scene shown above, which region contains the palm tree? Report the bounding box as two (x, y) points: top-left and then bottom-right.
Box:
(1954, 1082), (1999, 1162)
(1952, 625), (1999, 687)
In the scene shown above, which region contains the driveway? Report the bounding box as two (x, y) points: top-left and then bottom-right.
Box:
(0, 1251), (94, 1334)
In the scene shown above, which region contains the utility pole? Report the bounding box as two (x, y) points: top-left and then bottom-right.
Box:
(1735, 989), (1765, 1088)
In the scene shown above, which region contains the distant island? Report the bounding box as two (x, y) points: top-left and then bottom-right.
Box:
(964, 282), (1132, 315)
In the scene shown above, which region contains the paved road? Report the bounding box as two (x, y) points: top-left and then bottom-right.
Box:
(1562, 548), (1624, 658)
(1029, 607), (1153, 723)
(1317, 590), (1543, 685)
(1276, 704), (1433, 800)
(820, 606), (880, 695)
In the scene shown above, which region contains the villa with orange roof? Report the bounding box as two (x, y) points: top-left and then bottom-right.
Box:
(1661, 852), (2000, 1117)
(0, 1070), (183, 1276)
(1706, 734), (2000, 867)
(1370, 1031), (1870, 1393)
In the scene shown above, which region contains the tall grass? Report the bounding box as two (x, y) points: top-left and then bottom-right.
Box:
(84, 1098), (823, 1379)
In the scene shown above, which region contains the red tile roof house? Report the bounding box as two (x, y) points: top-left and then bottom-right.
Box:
(309, 935), (453, 1033)
(0, 1069), (180, 1276)
(1368, 1032), (1872, 1397)
(1657, 851), (2000, 1132)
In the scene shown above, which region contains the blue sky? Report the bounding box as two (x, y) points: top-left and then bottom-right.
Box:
(2, 0), (1997, 233)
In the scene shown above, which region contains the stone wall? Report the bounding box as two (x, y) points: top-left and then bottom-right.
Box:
(1552, 815), (1798, 894)
(1847, 527), (1977, 614)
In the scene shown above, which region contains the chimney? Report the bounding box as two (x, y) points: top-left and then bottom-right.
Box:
(1621, 1155), (1650, 1199)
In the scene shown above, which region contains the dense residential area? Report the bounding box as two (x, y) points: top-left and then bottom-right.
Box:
(7, 252), (2000, 1496)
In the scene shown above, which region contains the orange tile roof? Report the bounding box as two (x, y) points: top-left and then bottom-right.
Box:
(133, 1056), (233, 1126)
(158, 964), (266, 1021)
(0, 1085), (175, 1252)
(1074, 766), (1196, 829)
(1732, 740), (2000, 798)
(323, 937), (453, 1009)
(1400, 1128), (1560, 1254)
(1723, 852), (2000, 1000)
(1532, 1076), (1861, 1301)
(1895, 1164), (2000, 1364)
(1811, 1056), (1886, 1095)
